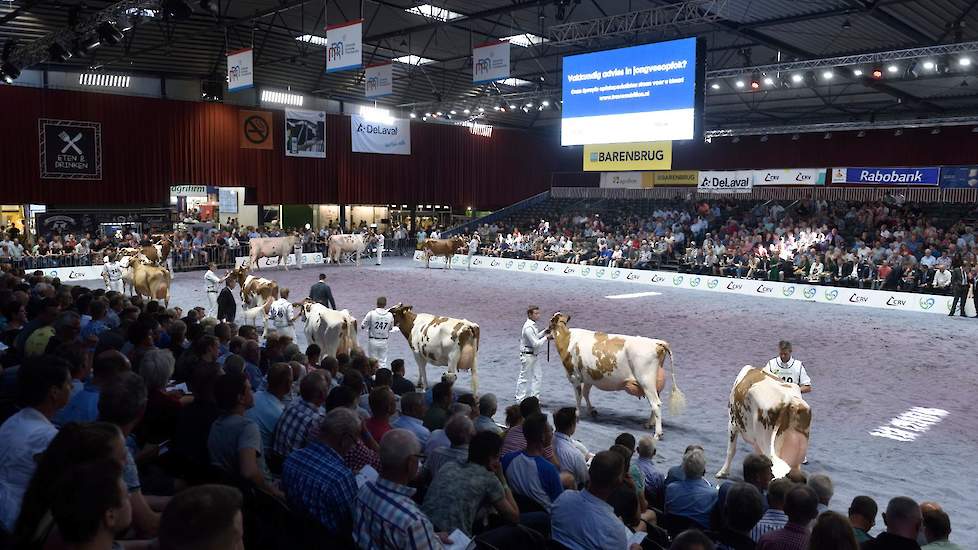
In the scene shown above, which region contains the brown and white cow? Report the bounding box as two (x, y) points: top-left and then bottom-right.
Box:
(229, 266), (279, 307)
(549, 313), (685, 440)
(389, 304), (480, 394)
(300, 302), (360, 357)
(717, 366), (811, 480)
(140, 237), (171, 266)
(129, 261), (172, 306)
(248, 236), (298, 270)
(422, 237), (466, 269)
(327, 233), (366, 266)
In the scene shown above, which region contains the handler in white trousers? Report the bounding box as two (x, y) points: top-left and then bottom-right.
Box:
(515, 305), (552, 402)
(204, 263), (228, 318)
(267, 287), (299, 341)
(362, 296), (394, 368)
(102, 256), (124, 293)
(467, 234), (479, 270)
(374, 232), (385, 266)
(293, 236), (304, 270)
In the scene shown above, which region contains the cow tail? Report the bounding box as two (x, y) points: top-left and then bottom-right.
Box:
(666, 345), (687, 416)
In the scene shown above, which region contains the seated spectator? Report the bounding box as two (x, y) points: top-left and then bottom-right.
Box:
(666, 444), (710, 486)
(636, 435), (665, 508)
(501, 396), (557, 465)
(808, 511), (859, 550)
(612, 433), (646, 499)
(501, 413), (563, 512)
(665, 448), (717, 529)
(551, 450), (631, 550)
(808, 474), (834, 513)
(54, 350), (130, 426)
(392, 391), (431, 448)
(389, 359), (415, 396)
(0, 355), (72, 533)
(422, 431), (519, 536)
(714, 482), (764, 550)
(743, 453), (774, 508)
(50, 459), (132, 550)
(272, 370), (328, 460)
(921, 508), (961, 550)
(281, 408), (360, 536)
(672, 529), (717, 550)
(245, 362), (292, 458)
(365, 387), (397, 442)
(425, 413), (475, 480)
(138, 348), (182, 445)
(353, 429), (449, 549)
(553, 407), (588, 488)
(426, 403), (472, 455)
(423, 381), (452, 431)
(931, 264), (951, 292)
(171, 363), (222, 469)
(757, 485), (819, 550)
(848, 495), (878, 544)
(861, 496), (922, 550)
(158, 485), (244, 550)
(475, 393), (503, 435)
(752, 478), (793, 542)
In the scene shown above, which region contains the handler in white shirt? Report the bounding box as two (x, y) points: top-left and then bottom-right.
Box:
(204, 263), (229, 317)
(361, 296), (394, 368)
(266, 287), (299, 341)
(102, 255), (125, 293)
(515, 306), (552, 402)
(374, 231), (385, 266)
(467, 234), (480, 270)
(763, 340), (811, 393)
(293, 235), (304, 270)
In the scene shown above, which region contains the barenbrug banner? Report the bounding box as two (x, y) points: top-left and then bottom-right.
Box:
(285, 109), (326, 158)
(326, 19), (363, 73)
(365, 62), (393, 98)
(698, 170), (753, 193)
(227, 48), (254, 92)
(350, 115), (411, 155)
(653, 170), (698, 186)
(938, 166), (978, 189)
(752, 168), (826, 186)
(472, 40), (510, 83)
(831, 167), (940, 186)
(583, 141), (672, 171)
(39, 119), (102, 180)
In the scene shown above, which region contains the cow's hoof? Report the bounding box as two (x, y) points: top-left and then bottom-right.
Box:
(589, 409), (598, 417)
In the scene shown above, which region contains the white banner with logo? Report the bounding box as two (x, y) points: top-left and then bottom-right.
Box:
(234, 252), (325, 269)
(227, 48), (254, 92)
(350, 115), (411, 155)
(698, 170), (753, 193)
(472, 40), (510, 83)
(599, 172), (643, 189)
(364, 62), (393, 98)
(285, 109), (326, 158)
(752, 168), (826, 186)
(326, 19), (363, 73)
(413, 251), (960, 315)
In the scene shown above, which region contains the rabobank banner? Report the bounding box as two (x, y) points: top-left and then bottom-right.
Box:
(831, 167), (940, 186)
(753, 168), (826, 186)
(698, 170), (753, 193)
(472, 40), (510, 83)
(326, 19), (363, 73)
(350, 115), (411, 155)
(938, 166), (978, 188)
(364, 62), (393, 98)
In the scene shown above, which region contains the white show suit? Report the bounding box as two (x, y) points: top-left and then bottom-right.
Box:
(204, 270), (221, 317)
(762, 357), (811, 387)
(467, 237), (479, 270)
(515, 318), (549, 401)
(375, 234), (384, 265)
(268, 298), (297, 341)
(293, 242), (304, 269)
(102, 261), (124, 293)
(361, 307), (394, 368)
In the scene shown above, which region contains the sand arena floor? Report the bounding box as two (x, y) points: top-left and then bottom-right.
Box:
(81, 256), (978, 546)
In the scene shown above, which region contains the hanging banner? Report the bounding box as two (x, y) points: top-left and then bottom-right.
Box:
(218, 189), (238, 213)
(752, 168), (826, 186)
(938, 166), (978, 188)
(285, 109), (326, 158)
(38, 119), (102, 180)
(326, 19), (363, 73)
(831, 167), (940, 186)
(599, 172), (650, 188)
(350, 115), (411, 155)
(364, 62), (393, 98)
(473, 40), (510, 83)
(698, 170), (753, 193)
(583, 141), (672, 171)
(227, 48), (254, 92)
(653, 170), (698, 186)
(238, 110), (273, 150)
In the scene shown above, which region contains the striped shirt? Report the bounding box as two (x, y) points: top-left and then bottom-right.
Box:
(751, 508), (789, 542)
(272, 399), (324, 459)
(281, 440), (357, 534)
(757, 522), (809, 550)
(353, 478), (444, 550)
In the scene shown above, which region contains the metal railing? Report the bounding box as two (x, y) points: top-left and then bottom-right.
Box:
(444, 191), (551, 236)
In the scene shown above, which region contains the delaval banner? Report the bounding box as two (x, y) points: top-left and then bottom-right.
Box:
(752, 168), (826, 186)
(472, 40), (510, 83)
(831, 167), (940, 186)
(350, 115), (411, 155)
(227, 48), (254, 92)
(938, 166), (978, 188)
(326, 19), (363, 73)
(698, 170), (753, 193)
(364, 62), (393, 98)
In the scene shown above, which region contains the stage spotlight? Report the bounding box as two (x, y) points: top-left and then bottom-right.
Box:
(857, 130), (866, 138)
(409, 111), (417, 118)
(923, 60), (935, 70)
(463, 108), (470, 114)
(77, 34), (101, 54)
(710, 82), (720, 90)
(871, 68), (883, 79)
(894, 129), (903, 136)
(822, 70), (834, 80)
(959, 56), (972, 67)
(735, 80), (745, 88)
(852, 68), (863, 77)
(887, 64), (899, 73)
(791, 133), (800, 141)
(791, 73), (803, 83)
(541, 99), (550, 107)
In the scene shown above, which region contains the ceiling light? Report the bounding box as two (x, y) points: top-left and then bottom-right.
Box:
(261, 89), (303, 106)
(822, 70), (834, 80)
(296, 34), (328, 47)
(409, 112), (417, 118)
(750, 79), (760, 90)
(424, 112), (431, 117)
(422, 116), (428, 121)
(852, 68), (863, 77)
(450, 110), (457, 115)
(463, 108), (470, 114)
(872, 68), (883, 79)
(710, 82), (720, 90)
(436, 111), (443, 116)
(887, 64), (899, 73)
(959, 56), (972, 67)
(478, 107), (484, 112)
(393, 55), (435, 65)
(508, 103), (517, 110)
(498, 78), (533, 87)
(493, 105), (501, 111)
(735, 80), (745, 88)
(1, 62), (21, 84)
(525, 102), (533, 108)
(822, 132), (832, 140)
(930, 128), (941, 134)
(96, 22), (124, 46)
(791, 74), (803, 83)
(763, 77), (774, 86)
(501, 33), (548, 48)
(77, 35), (101, 54)
(541, 100), (550, 106)
(923, 60), (935, 70)
(405, 4), (464, 22)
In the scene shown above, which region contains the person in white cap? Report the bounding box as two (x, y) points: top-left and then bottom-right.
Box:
(361, 296), (394, 368)
(204, 263), (229, 317)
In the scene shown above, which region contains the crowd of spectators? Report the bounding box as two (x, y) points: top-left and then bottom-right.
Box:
(0, 266), (967, 549)
(471, 198), (978, 296)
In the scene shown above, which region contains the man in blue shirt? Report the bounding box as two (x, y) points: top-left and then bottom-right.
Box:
(501, 413), (563, 512)
(245, 363), (292, 457)
(392, 392), (431, 448)
(54, 350), (130, 426)
(664, 447), (718, 529)
(551, 450), (630, 550)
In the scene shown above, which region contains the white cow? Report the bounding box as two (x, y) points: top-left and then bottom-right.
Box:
(327, 233), (366, 266)
(248, 236), (298, 271)
(389, 304), (480, 394)
(549, 313), (685, 440)
(301, 302), (359, 358)
(717, 366), (811, 480)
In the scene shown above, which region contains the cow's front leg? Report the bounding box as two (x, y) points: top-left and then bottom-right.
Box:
(716, 420), (740, 478)
(582, 383), (597, 417)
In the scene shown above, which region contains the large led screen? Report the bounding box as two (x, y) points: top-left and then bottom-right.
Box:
(561, 37), (698, 146)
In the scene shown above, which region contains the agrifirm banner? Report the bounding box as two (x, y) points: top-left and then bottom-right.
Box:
(227, 48), (254, 92)
(938, 166), (978, 188)
(698, 170), (753, 193)
(599, 172), (651, 189)
(653, 170), (698, 186)
(326, 19), (363, 73)
(350, 115), (411, 155)
(831, 167), (940, 186)
(285, 109), (326, 158)
(364, 62), (393, 98)
(472, 40), (510, 83)
(583, 141), (672, 171)
(752, 168), (826, 186)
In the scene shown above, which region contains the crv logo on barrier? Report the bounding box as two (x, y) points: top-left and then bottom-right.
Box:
(756, 285), (773, 293)
(530, 262), (539, 271)
(596, 269), (606, 278)
(849, 293), (869, 303)
(627, 273), (640, 280)
(727, 281), (743, 290)
(650, 274), (666, 283)
(505, 260), (514, 269)
(886, 296), (907, 307)
(517, 261), (526, 270)
(490, 259), (500, 266)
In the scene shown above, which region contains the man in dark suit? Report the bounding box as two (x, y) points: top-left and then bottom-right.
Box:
(308, 273), (336, 309)
(217, 277), (237, 323)
(949, 264), (969, 317)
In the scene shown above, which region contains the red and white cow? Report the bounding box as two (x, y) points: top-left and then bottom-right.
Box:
(389, 304), (480, 394)
(300, 302), (360, 358)
(549, 313), (685, 440)
(717, 366), (812, 480)
(248, 236), (298, 270)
